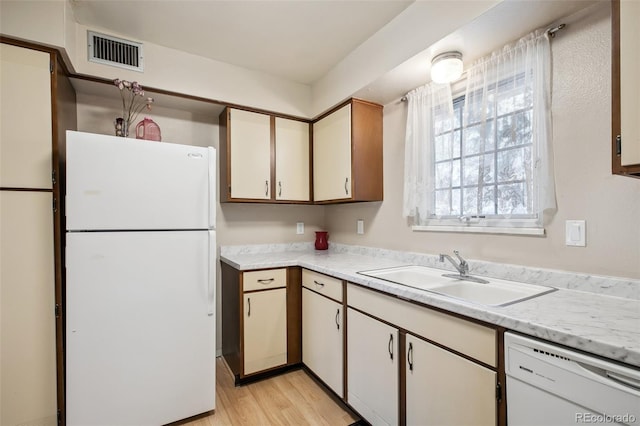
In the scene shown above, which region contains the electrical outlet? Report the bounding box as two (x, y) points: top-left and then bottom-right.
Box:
(357, 219), (364, 235)
(296, 222), (304, 235)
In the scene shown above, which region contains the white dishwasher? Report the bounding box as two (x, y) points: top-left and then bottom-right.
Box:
(505, 332), (640, 425)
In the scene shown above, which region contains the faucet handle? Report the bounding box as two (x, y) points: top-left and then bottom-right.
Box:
(453, 250), (469, 274)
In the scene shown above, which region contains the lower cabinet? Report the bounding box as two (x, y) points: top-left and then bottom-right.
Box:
(347, 308), (399, 426)
(302, 288), (343, 397)
(244, 288), (287, 375)
(347, 283), (500, 426)
(405, 334), (497, 426)
(221, 264), (300, 383)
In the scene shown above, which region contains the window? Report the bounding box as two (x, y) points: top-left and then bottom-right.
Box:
(433, 75), (534, 220)
(403, 31), (556, 235)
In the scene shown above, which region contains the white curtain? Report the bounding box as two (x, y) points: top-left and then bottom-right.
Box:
(402, 83), (454, 223)
(403, 29), (556, 227)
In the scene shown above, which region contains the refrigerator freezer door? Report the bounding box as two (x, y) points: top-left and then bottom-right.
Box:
(66, 131), (215, 231)
(66, 231), (215, 426)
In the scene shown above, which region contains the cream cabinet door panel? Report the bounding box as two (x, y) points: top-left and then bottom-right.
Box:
(0, 44), (52, 189)
(229, 109), (271, 199)
(1, 191), (56, 426)
(406, 334), (496, 426)
(275, 117), (309, 201)
(620, 0), (640, 166)
(243, 289), (287, 375)
(313, 104), (352, 201)
(347, 308), (398, 426)
(302, 289), (343, 398)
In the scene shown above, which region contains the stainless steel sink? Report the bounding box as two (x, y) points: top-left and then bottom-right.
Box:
(358, 265), (556, 306)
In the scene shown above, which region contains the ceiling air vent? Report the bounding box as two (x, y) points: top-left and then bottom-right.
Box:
(88, 31), (144, 72)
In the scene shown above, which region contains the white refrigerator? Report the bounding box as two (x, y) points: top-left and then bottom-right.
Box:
(65, 131), (216, 426)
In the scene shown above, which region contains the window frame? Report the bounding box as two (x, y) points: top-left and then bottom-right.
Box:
(416, 75), (545, 236)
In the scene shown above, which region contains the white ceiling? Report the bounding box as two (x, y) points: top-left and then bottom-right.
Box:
(69, 0), (601, 108)
(70, 0), (413, 85)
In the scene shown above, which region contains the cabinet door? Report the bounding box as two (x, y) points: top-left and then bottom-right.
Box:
(0, 43), (52, 189)
(302, 288), (343, 397)
(243, 288), (287, 375)
(347, 308), (398, 426)
(1, 191), (56, 426)
(275, 117), (310, 201)
(620, 0), (640, 167)
(313, 104), (352, 201)
(406, 334), (496, 426)
(229, 109), (271, 199)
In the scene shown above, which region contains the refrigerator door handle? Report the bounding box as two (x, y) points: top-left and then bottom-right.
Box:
(207, 230), (216, 316)
(207, 147), (216, 229)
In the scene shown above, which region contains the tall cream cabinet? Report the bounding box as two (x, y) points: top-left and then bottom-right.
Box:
(219, 108), (311, 202)
(0, 40), (76, 426)
(301, 269), (344, 398)
(313, 99), (383, 203)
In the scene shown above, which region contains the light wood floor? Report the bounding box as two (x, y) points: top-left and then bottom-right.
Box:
(183, 358), (357, 426)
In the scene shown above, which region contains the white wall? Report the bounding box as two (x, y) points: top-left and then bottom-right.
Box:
(326, 3), (640, 280)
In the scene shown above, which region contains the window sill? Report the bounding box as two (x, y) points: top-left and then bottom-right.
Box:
(412, 225), (545, 236)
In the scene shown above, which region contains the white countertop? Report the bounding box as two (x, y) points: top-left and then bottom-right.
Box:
(220, 246), (640, 368)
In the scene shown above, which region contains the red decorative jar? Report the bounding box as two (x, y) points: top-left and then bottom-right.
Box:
(315, 231), (329, 250)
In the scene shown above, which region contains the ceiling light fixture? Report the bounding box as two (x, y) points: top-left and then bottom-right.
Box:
(430, 51), (463, 84)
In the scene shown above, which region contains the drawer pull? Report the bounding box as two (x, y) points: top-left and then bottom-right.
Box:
(408, 342), (414, 371)
(247, 297), (251, 317)
(313, 280), (325, 288)
(335, 309), (340, 330)
(278, 181), (282, 197)
(344, 177), (349, 195)
(388, 334), (394, 360)
(265, 180), (269, 196)
(257, 278), (275, 284)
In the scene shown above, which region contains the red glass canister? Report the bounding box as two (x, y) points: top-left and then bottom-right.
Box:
(315, 231), (329, 250)
(135, 117), (162, 141)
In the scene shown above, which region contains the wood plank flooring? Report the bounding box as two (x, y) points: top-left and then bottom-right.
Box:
(183, 358), (357, 426)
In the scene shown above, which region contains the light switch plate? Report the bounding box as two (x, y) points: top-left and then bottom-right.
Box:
(357, 219), (364, 235)
(296, 222), (304, 235)
(565, 220), (586, 247)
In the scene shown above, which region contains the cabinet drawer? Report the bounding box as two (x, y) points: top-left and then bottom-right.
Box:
(302, 269), (343, 302)
(347, 283), (496, 367)
(243, 268), (287, 292)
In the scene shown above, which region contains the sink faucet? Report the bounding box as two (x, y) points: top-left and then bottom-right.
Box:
(439, 250), (489, 284)
(439, 250), (469, 276)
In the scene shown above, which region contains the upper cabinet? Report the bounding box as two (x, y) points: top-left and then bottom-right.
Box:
(0, 43), (52, 189)
(612, 0), (640, 178)
(219, 98), (383, 204)
(219, 108), (311, 203)
(313, 99), (383, 203)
